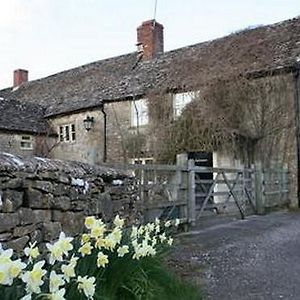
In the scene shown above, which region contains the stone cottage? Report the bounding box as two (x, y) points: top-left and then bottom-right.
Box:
(1, 17), (300, 204)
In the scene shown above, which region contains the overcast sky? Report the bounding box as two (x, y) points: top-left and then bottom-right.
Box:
(0, 0), (299, 89)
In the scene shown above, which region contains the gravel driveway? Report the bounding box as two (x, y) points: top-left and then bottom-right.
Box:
(170, 211), (300, 300)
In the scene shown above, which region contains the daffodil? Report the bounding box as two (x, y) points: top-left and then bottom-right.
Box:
(61, 256), (78, 282)
(0, 264), (12, 285)
(131, 226), (138, 238)
(113, 214), (124, 228)
(103, 235), (117, 251)
(24, 241), (40, 263)
(57, 232), (73, 256)
(9, 258), (26, 279)
(0, 248), (13, 264)
(159, 232), (167, 243)
(97, 252), (109, 268)
(90, 223), (105, 239)
(111, 227), (122, 244)
(49, 270), (65, 293)
(84, 216), (97, 230)
(164, 220), (171, 228)
(48, 288), (66, 300)
(167, 237), (174, 246)
(81, 233), (91, 245)
(117, 245), (129, 257)
(78, 242), (93, 257)
(46, 242), (64, 265)
(77, 275), (96, 299)
(21, 260), (47, 294)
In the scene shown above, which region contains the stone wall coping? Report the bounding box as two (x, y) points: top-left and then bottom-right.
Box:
(0, 152), (130, 180)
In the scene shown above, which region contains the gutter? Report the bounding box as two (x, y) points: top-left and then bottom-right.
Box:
(101, 105), (107, 162)
(292, 63), (300, 207)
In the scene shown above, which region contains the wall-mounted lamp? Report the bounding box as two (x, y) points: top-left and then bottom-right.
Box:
(83, 116), (94, 131)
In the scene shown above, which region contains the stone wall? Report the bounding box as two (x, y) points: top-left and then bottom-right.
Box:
(0, 152), (139, 252)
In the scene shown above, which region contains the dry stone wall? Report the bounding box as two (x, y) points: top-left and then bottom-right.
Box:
(0, 152), (139, 252)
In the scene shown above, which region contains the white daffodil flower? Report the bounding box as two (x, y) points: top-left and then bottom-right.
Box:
(77, 275), (96, 299)
(113, 214), (125, 228)
(46, 242), (64, 265)
(57, 232), (73, 256)
(21, 260), (47, 294)
(9, 258), (27, 279)
(61, 256), (78, 282)
(24, 241), (40, 263)
(49, 288), (66, 300)
(49, 270), (65, 293)
(164, 220), (171, 228)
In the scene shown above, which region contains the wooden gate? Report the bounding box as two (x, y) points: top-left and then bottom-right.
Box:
(108, 161), (289, 227)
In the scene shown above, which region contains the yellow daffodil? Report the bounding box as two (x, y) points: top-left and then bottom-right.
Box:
(61, 256), (78, 282)
(78, 242), (93, 257)
(103, 236), (117, 251)
(117, 245), (129, 257)
(90, 223), (106, 239)
(97, 252), (109, 268)
(81, 233), (91, 245)
(84, 216), (97, 230)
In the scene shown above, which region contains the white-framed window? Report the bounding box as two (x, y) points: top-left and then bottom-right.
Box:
(173, 91), (198, 118)
(131, 99), (148, 127)
(20, 135), (33, 150)
(58, 124), (76, 143)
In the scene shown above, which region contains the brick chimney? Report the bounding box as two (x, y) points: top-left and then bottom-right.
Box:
(137, 20), (164, 60)
(13, 69), (28, 87)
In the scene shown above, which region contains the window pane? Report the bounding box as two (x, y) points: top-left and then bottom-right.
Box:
(59, 126), (64, 142)
(174, 92), (195, 117)
(131, 99), (148, 127)
(20, 141), (32, 149)
(65, 125), (70, 141)
(71, 124), (76, 141)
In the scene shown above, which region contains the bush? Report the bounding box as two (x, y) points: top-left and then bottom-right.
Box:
(0, 216), (201, 300)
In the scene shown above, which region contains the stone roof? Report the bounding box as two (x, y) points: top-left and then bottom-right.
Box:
(2, 16), (300, 118)
(0, 97), (48, 134)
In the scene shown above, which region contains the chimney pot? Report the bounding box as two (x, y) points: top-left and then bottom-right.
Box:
(137, 19), (164, 60)
(14, 69), (28, 87)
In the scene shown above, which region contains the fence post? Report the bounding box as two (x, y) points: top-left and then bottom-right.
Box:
(254, 162), (265, 215)
(188, 159), (196, 226)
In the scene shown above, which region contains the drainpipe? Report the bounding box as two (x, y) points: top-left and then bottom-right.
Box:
(101, 105), (107, 162)
(293, 63), (300, 207)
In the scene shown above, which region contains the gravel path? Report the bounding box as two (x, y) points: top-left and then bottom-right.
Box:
(170, 211), (300, 300)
